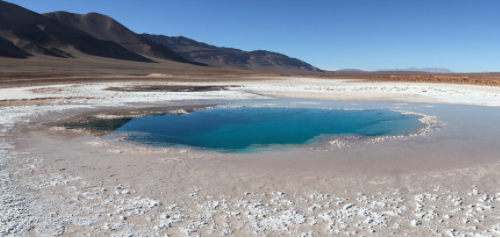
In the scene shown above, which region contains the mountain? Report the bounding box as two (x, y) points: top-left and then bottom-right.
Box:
(1, 2), (319, 73)
(378, 67), (454, 73)
(43, 11), (203, 65)
(141, 34), (322, 73)
(335, 68), (365, 72)
(0, 1), (154, 62)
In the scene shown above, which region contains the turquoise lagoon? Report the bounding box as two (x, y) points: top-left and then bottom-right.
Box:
(114, 105), (425, 151)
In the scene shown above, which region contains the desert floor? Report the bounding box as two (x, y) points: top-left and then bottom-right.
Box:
(1, 77), (500, 236)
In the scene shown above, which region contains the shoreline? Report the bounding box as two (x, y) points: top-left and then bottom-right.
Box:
(1, 77), (500, 236)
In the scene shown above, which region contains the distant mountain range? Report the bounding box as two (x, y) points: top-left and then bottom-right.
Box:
(0, 1), (322, 73)
(141, 34), (322, 73)
(378, 67), (454, 73)
(334, 68), (365, 72)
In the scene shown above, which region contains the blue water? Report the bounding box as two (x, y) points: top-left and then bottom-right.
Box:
(115, 106), (424, 151)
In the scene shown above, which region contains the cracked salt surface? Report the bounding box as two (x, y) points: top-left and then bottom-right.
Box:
(9, 165), (500, 237)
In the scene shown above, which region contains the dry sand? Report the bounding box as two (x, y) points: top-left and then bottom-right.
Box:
(1, 77), (500, 236)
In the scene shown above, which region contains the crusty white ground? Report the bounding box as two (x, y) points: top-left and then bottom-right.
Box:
(1, 78), (500, 236)
(1, 78), (500, 107)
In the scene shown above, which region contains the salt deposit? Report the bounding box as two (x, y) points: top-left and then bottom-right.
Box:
(1, 77), (500, 236)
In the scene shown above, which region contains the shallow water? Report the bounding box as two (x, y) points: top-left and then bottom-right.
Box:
(113, 105), (424, 151)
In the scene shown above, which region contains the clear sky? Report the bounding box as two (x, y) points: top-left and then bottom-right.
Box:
(7, 0), (500, 72)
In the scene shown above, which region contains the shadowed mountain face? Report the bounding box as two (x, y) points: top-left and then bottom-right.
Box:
(142, 34), (322, 72)
(43, 11), (203, 65)
(0, 36), (33, 58)
(0, 1), (155, 62)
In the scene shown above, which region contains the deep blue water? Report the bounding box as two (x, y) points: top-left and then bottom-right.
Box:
(115, 107), (424, 151)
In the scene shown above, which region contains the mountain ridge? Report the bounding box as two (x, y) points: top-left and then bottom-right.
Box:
(377, 67), (454, 73)
(1, 3), (326, 73)
(142, 34), (323, 73)
(42, 11), (203, 65)
(0, 1), (156, 62)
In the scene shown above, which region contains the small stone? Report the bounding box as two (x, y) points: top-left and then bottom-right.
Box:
(411, 220), (421, 226)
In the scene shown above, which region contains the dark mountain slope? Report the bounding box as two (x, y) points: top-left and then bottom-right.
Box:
(0, 1), (153, 62)
(142, 34), (322, 72)
(43, 11), (202, 64)
(0, 36), (33, 58)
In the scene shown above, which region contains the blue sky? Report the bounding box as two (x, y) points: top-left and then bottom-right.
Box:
(8, 0), (500, 72)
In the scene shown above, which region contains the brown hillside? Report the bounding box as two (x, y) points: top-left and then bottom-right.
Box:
(0, 1), (155, 62)
(43, 11), (204, 65)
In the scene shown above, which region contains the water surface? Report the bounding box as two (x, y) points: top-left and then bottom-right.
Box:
(114, 106), (424, 151)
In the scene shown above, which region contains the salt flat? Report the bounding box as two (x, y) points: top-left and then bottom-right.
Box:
(2, 77), (499, 106)
(1, 78), (500, 236)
